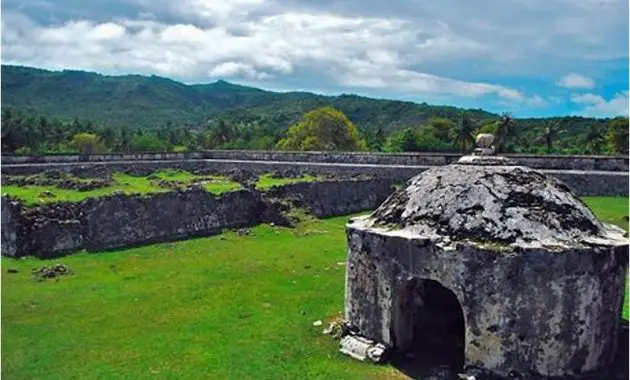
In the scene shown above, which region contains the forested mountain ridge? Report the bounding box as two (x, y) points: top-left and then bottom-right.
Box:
(1, 64), (499, 131)
(1, 64), (626, 156)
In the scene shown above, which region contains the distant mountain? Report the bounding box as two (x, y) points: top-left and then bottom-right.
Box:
(1, 65), (502, 130)
(0, 65), (612, 149)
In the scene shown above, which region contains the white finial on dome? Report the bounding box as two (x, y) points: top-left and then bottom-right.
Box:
(457, 133), (514, 165)
(473, 133), (496, 156)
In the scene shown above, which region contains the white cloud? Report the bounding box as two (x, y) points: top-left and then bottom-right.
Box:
(557, 73), (596, 89)
(571, 91), (629, 117)
(2, 0), (626, 113)
(87, 22), (126, 41)
(208, 61), (271, 80)
(0, 7), (543, 103)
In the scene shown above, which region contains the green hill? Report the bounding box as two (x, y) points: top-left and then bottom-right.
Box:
(1, 64), (623, 155)
(1, 64), (498, 131)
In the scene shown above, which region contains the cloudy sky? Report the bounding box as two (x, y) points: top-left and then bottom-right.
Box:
(2, 0), (628, 117)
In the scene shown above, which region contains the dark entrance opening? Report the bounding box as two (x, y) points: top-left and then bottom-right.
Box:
(391, 278), (465, 379)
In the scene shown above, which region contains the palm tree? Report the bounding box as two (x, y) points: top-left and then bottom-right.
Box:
(496, 112), (517, 153)
(453, 112), (475, 154)
(536, 119), (563, 154)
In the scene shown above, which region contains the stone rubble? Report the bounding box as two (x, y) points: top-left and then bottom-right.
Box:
(32, 264), (71, 280)
(339, 335), (388, 363)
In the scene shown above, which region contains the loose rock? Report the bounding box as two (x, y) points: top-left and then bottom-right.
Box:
(339, 335), (388, 363)
(32, 264), (71, 280)
(236, 228), (251, 236)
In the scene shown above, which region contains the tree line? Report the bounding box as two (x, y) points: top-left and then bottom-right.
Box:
(1, 106), (628, 156)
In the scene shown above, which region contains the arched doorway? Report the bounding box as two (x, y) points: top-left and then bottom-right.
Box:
(391, 278), (465, 378)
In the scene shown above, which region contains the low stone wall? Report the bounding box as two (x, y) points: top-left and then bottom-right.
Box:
(1, 152), (205, 164)
(1, 197), (20, 256)
(2, 150), (627, 171)
(82, 189), (266, 251)
(3, 160), (625, 197)
(1, 178), (394, 258)
(549, 170), (630, 197)
(265, 180), (393, 218)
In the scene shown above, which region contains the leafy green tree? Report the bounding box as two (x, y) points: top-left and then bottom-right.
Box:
(364, 127), (386, 152)
(606, 117), (629, 155)
(203, 119), (235, 149)
(583, 125), (605, 155)
(383, 128), (418, 152)
(100, 126), (118, 151)
(130, 134), (169, 152)
(373, 128), (385, 152)
(50, 120), (66, 148)
(276, 107), (367, 151)
(476, 122), (498, 136)
(69, 132), (105, 158)
(415, 127), (444, 151)
(1, 108), (19, 152)
(250, 136), (275, 150)
(119, 127), (132, 152)
(425, 117), (455, 142)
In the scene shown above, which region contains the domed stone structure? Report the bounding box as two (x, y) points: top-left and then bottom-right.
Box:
(343, 156), (628, 378)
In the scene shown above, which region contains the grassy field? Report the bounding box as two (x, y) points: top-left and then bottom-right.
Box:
(1, 197), (628, 380)
(255, 173), (322, 189)
(583, 196), (629, 231)
(2, 170), (324, 207)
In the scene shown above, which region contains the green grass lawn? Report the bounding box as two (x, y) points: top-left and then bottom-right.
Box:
(2, 171), (242, 206)
(2, 173), (164, 206)
(1, 197), (628, 380)
(582, 196), (629, 231)
(2, 170), (323, 207)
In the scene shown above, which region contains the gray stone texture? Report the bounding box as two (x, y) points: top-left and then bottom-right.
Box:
(1, 178), (393, 258)
(3, 154), (627, 197)
(371, 165), (621, 247)
(264, 179), (393, 218)
(83, 188), (265, 250)
(1, 197), (21, 257)
(344, 164), (628, 378)
(2, 151), (628, 172)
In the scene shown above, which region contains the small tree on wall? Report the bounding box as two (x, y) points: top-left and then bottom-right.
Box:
(69, 133), (104, 161)
(276, 107), (367, 151)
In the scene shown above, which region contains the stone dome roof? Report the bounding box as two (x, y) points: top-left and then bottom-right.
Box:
(367, 163), (627, 248)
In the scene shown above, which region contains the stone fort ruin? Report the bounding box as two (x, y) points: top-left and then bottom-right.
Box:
(343, 148), (628, 378)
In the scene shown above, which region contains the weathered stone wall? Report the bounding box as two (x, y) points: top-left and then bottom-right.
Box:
(345, 227), (628, 378)
(21, 203), (86, 258)
(1, 197), (20, 257)
(550, 170), (629, 196)
(344, 163), (629, 378)
(2, 178), (394, 258)
(264, 179), (393, 218)
(82, 189), (266, 251)
(2, 150), (627, 171)
(3, 160), (625, 197)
